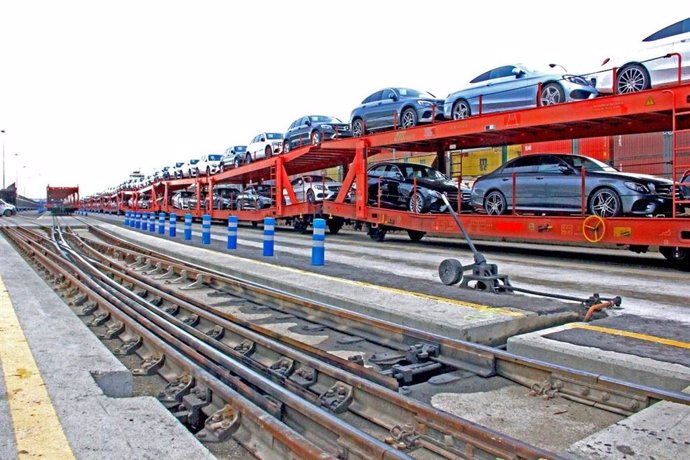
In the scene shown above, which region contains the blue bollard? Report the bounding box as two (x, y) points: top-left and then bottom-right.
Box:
(169, 213), (177, 237)
(263, 217), (275, 257)
(184, 214), (192, 240)
(158, 212), (165, 235)
(130, 212), (136, 228)
(135, 213), (141, 229)
(149, 212), (156, 233)
(142, 213), (149, 231)
(312, 218), (326, 266)
(124, 212), (130, 226)
(227, 216), (238, 250)
(202, 214), (211, 245)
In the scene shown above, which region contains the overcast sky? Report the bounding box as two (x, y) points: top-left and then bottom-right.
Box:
(0, 1), (683, 198)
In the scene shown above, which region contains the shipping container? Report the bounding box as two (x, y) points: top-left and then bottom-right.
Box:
(450, 147), (519, 178)
(612, 132), (668, 177)
(576, 137), (611, 162)
(522, 140), (573, 155)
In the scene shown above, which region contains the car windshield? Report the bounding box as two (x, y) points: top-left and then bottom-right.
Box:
(399, 164), (447, 180)
(190, 159), (199, 165)
(397, 88), (435, 98)
(175, 162), (184, 167)
(266, 133), (283, 140)
(208, 155), (222, 161)
(558, 155), (617, 172)
(309, 116), (341, 123)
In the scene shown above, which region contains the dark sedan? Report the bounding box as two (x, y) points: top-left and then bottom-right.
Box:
(350, 88), (444, 136)
(471, 154), (674, 217)
(283, 115), (351, 153)
(367, 162), (471, 213)
(236, 184), (273, 210)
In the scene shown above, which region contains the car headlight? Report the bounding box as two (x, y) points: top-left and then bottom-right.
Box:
(313, 184), (325, 190)
(417, 100), (434, 106)
(426, 189), (442, 198)
(624, 181), (650, 193)
(564, 74), (590, 86)
(321, 124), (333, 130)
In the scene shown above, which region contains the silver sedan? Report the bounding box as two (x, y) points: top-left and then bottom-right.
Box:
(444, 64), (597, 120)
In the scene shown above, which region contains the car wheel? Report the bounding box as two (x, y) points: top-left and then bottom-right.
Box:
(219, 163), (224, 173)
(589, 187), (622, 217)
(283, 140), (291, 153)
(484, 190), (507, 215)
(407, 230), (426, 242)
(367, 224), (387, 242)
(352, 118), (364, 137)
(401, 108), (418, 129)
(311, 130), (322, 145)
(659, 246), (689, 270)
(245, 153), (252, 164)
(206, 167), (211, 176)
(617, 64), (650, 94)
(265, 145), (272, 158)
(3, 209), (11, 217)
(235, 157), (242, 168)
(306, 189), (316, 203)
(236, 199), (242, 210)
(408, 191), (426, 213)
(540, 82), (565, 106)
(452, 99), (471, 119)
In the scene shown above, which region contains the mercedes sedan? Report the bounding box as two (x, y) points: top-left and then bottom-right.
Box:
(367, 162), (471, 213)
(283, 115), (351, 152)
(471, 154), (674, 217)
(597, 18), (690, 94)
(350, 88), (444, 136)
(444, 64), (597, 120)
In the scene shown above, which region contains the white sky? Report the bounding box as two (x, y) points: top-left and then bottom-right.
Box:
(0, 1), (683, 198)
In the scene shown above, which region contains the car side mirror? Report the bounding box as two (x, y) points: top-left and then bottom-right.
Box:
(304, 119), (311, 126)
(512, 68), (524, 78)
(390, 94), (398, 101)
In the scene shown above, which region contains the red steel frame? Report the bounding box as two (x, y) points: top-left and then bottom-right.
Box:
(82, 82), (690, 251)
(47, 186), (80, 212)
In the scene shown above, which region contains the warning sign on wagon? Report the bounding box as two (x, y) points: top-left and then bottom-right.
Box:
(613, 227), (632, 238)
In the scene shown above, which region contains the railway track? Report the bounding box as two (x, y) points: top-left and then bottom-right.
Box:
(2, 222), (554, 459)
(2, 218), (689, 458)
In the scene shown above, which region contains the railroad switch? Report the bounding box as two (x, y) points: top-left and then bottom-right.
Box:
(179, 387), (211, 431)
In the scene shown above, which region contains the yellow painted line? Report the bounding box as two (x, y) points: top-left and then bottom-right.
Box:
(566, 323), (690, 350)
(0, 276), (75, 459)
(189, 244), (524, 317)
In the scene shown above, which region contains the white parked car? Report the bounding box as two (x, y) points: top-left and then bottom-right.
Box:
(597, 17), (690, 94)
(0, 199), (17, 216)
(284, 175), (352, 204)
(168, 161), (185, 179)
(182, 158), (201, 178)
(245, 132), (284, 164)
(196, 154), (223, 176)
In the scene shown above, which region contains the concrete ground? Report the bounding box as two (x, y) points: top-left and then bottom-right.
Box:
(0, 231), (214, 460)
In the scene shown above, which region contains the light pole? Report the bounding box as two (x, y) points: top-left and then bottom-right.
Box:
(1, 129), (5, 190)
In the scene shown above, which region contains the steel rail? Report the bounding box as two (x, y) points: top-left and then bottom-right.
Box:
(0, 227), (331, 459)
(11, 224), (562, 458)
(58, 228), (560, 459)
(18, 226), (410, 460)
(81, 223), (690, 413)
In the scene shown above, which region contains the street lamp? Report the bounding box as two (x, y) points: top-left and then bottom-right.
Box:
(1, 129), (5, 190)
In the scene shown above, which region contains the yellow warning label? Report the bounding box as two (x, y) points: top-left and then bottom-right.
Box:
(613, 227), (632, 237)
(645, 97), (655, 106)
